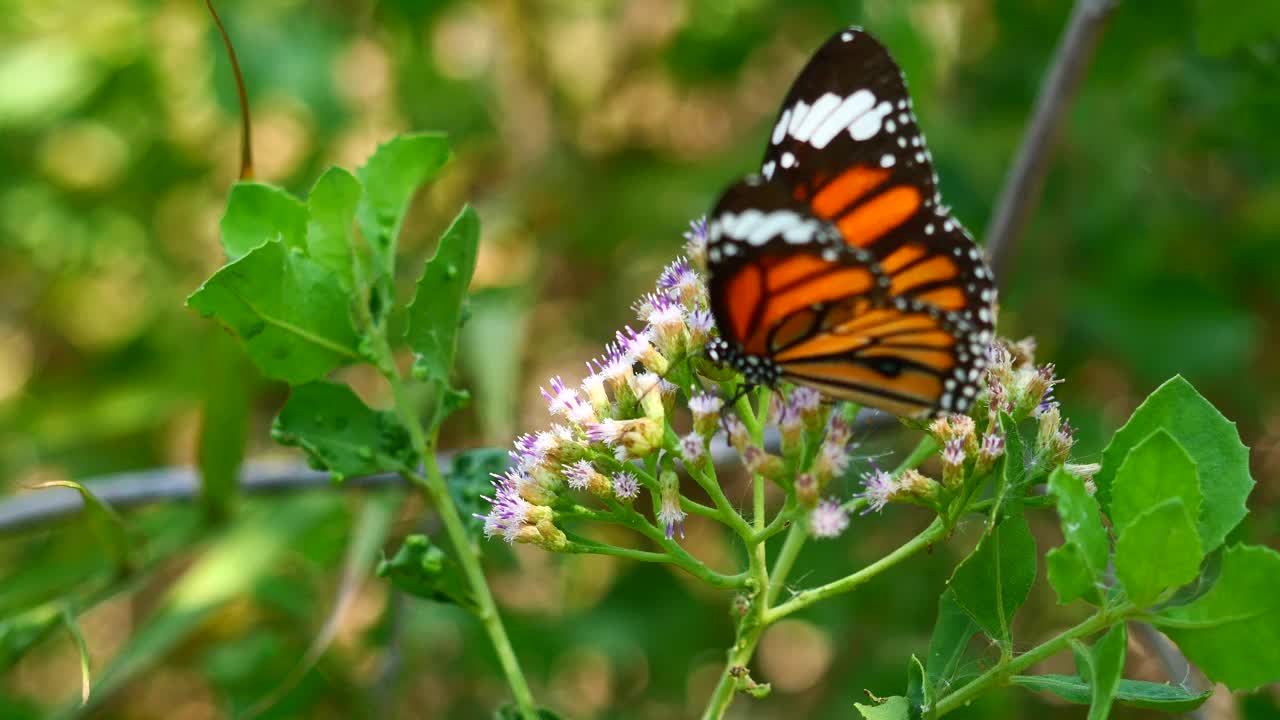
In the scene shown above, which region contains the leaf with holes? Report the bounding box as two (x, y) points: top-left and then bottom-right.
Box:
(272, 381), (418, 480)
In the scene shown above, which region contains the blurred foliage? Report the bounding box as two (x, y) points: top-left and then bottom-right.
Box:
(1, 0), (1278, 718)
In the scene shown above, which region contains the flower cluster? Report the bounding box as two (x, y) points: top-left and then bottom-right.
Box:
(848, 337), (1092, 517)
(481, 219), (724, 545)
(483, 220), (1088, 550)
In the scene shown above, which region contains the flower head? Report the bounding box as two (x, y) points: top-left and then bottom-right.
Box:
(813, 415), (854, 482)
(564, 460), (608, 495)
(481, 470), (534, 542)
(685, 307), (715, 347)
(976, 431), (1006, 476)
(857, 465), (897, 514)
(617, 325), (669, 375)
(683, 216), (708, 270)
(581, 368), (611, 415)
(644, 293), (688, 355)
(612, 470), (640, 500)
(809, 498), (850, 539)
(657, 470), (686, 539)
(679, 432), (705, 466)
(690, 391), (724, 437)
(593, 343), (635, 396)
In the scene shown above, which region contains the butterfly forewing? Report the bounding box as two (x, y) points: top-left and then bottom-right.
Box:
(705, 27), (997, 417)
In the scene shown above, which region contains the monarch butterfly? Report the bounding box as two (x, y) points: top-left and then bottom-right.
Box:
(704, 26), (997, 418)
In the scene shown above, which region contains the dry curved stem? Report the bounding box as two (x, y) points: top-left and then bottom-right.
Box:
(984, 0), (1121, 283)
(205, 0), (254, 180)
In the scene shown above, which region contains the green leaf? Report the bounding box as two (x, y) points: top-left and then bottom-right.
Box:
(1045, 466), (1108, 604)
(272, 381), (418, 480)
(376, 534), (477, 611)
(1096, 376), (1251, 552)
(926, 590), (978, 693)
(30, 480), (135, 572)
(1115, 498), (1203, 607)
(1070, 623), (1126, 720)
(458, 287), (531, 442)
(1011, 675), (1211, 712)
(947, 511), (1037, 652)
(61, 609), (91, 705)
(355, 132), (451, 276)
(1154, 544), (1280, 690)
(906, 654), (933, 720)
(0, 604), (62, 671)
(305, 166), (363, 291)
(494, 706), (562, 720)
(220, 181), (308, 259)
(81, 495), (340, 711)
(854, 696), (910, 719)
(1046, 544), (1100, 606)
(1110, 430), (1202, 538)
(406, 205), (480, 388)
(1195, 0), (1280, 56)
(197, 331), (249, 521)
(448, 448), (509, 540)
(187, 240), (361, 385)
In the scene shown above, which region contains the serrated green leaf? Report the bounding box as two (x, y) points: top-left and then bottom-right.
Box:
(1110, 430), (1202, 539)
(906, 654), (932, 720)
(1046, 466), (1108, 604)
(947, 511), (1036, 652)
(1115, 498), (1203, 607)
(187, 241), (360, 385)
(305, 166), (363, 291)
(406, 205), (480, 388)
(448, 448), (509, 540)
(220, 181), (308, 259)
(1046, 543), (1101, 606)
(355, 132), (450, 276)
(854, 696), (910, 719)
(376, 534), (477, 611)
(1195, 0), (1280, 55)
(273, 382), (418, 480)
(1096, 376), (1251, 552)
(1153, 544), (1280, 690)
(1011, 675), (1211, 712)
(30, 480), (135, 572)
(926, 590), (978, 693)
(1070, 623), (1126, 720)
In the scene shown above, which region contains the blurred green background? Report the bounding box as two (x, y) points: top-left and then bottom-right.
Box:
(2, 0), (1278, 717)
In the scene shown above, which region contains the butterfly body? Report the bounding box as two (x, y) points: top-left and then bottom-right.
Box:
(705, 27), (996, 418)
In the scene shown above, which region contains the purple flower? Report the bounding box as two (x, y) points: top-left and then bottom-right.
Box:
(617, 325), (668, 374)
(942, 438), (966, 467)
(657, 497), (687, 540)
(809, 498), (850, 539)
(980, 432), (1005, 461)
(564, 459), (599, 491)
(679, 432), (705, 466)
(481, 470), (533, 542)
(685, 307), (715, 346)
(585, 419), (625, 445)
(683, 216), (708, 267)
(856, 465), (897, 514)
(612, 470), (640, 500)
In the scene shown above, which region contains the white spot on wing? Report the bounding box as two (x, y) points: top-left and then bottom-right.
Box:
(761, 160), (776, 180)
(781, 152), (797, 168)
(809, 90), (876, 148)
(849, 101), (893, 140)
(792, 92), (842, 142)
(771, 109), (791, 145)
(880, 153), (895, 167)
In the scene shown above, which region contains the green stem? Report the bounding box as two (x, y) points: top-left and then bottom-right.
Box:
(767, 517), (947, 622)
(933, 604), (1134, 716)
(689, 462), (755, 540)
(765, 518), (807, 606)
(386, 377), (537, 719)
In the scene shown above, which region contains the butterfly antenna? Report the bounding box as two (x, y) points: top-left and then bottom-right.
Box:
(206, 0), (254, 180)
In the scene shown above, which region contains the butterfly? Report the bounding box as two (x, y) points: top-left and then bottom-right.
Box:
(703, 26), (997, 418)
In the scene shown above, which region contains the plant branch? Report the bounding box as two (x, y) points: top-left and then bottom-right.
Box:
(983, 0), (1120, 283)
(934, 603), (1134, 716)
(767, 517), (947, 622)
